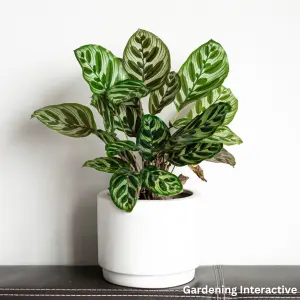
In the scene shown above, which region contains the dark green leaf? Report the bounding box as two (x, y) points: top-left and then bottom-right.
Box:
(202, 125), (243, 145)
(167, 102), (231, 149)
(109, 170), (141, 212)
(136, 114), (170, 161)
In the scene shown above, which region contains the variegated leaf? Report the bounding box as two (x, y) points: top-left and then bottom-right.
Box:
(74, 45), (128, 94)
(167, 103), (230, 149)
(31, 103), (96, 138)
(141, 166), (182, 196)
(95, 130), (136, 165)
(175, 40), (229, 110)
(107, 79), (149, 105)
(123, 29), (171, 91)
(172, 118), (190, 129)
(114, 101), (142, 137)
(202, 125), (243, 145)
(106, 140), (137, 157)
(95, 129), (117, 144)
(206, 147), (236, 167)
(149, 71), (181, 114)
(83, 157), (131, 173)
(168, 143), (223, 166)
(109, 170), (141, 212)
(137, 114), (170, 161)
(188, 164), (207, 182)
(91, 94), (114, 132)
(186, 86), (238, 125)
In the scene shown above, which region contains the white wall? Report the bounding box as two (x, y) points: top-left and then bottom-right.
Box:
(1, 0), (300, 265)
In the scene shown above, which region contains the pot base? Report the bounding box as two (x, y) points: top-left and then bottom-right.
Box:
(102, 268), (195, 288)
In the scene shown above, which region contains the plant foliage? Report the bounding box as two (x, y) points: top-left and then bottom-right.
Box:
(32, 29), (242, 212)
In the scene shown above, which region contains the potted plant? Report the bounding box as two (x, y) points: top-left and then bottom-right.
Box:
(32, 29), (242, 288)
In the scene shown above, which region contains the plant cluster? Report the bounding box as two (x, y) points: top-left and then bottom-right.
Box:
(32, 29), (242, 212)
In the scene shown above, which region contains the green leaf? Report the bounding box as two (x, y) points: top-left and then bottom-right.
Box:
(206, 147), (236, 167)
(95, 129), (118, 144)
(91, 94), (115, 132)
(107, 79), (149, 105)
(141, 166), (182, 196)
(137, 114), (170, 161)
(74, 45), (128, 94)
(31, 103), (96, 138)
(123, 29), (171, 91)
(172, 118), (190, 129)
(106, 140), (137, 157)
(168, 103), (231, 149)
(202, 125), (243, 145)
(175, 40), (229, 110)
(95, 129), (136, 166)
(149, 71), (181, 114)
(114, 101), (142, 137)
(168, 143), (223, 166)
(184, 86), (238, 125)
(109, 170), (141, 212)
(83, 157), (131, 173)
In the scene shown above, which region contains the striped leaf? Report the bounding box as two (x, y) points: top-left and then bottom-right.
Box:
(172, 118), (190, 129)
(175, 40), (229, 110)
(174, 86), (237, 127)
(83, 157), (131, 173)
(202, 125), (243, 145)
(109, 170), (141, 212)
(137, 114), (170, 161)
(91, 94), (114, 132)
(168, 103), (231, 149)
(168, 143), (223, 166)
(75, 45), (128, 95)
(95, 129), (118, 144)
(95, 130), (136, 165)
(149, 71), (181, 114)
(141, 166), (182, 196)
(114, 101), (142, 137)
(107, 79), (149, 105)
(106, 141), (137, 157)
(206, 147), (236, 167)
(123, 29), (171, 91)
(31, 103), (96, 138)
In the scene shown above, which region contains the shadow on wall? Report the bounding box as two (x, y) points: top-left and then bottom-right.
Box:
(7, 76), (108, 264)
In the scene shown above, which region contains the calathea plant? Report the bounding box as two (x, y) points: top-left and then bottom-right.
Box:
(31, 29), (242, 212)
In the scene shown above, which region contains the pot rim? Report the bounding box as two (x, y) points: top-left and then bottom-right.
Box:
(97, 189), (200, 203)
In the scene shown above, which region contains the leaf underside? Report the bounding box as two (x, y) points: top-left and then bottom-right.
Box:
(206, 147), (236, 167)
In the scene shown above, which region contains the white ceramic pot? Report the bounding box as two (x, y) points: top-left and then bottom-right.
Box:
(97, 189), (201, 288)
